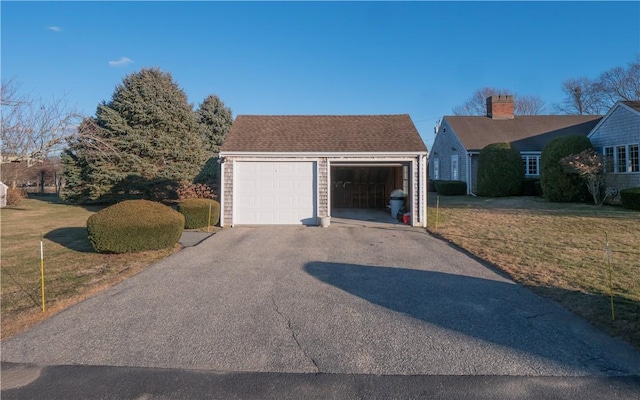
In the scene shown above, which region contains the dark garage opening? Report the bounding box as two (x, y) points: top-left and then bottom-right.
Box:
(331, 165), (408, 211)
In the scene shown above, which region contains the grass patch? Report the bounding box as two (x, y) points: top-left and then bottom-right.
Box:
(1, 195), (180, 340)
(426, 194), (640, 349)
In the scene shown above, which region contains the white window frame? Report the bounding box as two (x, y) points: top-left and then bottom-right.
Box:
(451, 155), (459, 180)
(629, 144), (639, 173)
(521, 155), (540, 177)
(603, 146), (615, 173)
(433, 158), (439, 180)
(616, 145), (627, 173)
(604, 144), (639, 174)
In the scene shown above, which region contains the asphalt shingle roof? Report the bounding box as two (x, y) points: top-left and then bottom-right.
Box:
(444, 115), (602, 152)
(622, 101), (640, 113)
(220, 115), (428, 153)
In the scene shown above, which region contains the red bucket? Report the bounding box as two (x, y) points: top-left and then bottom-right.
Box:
(402, 213), (410, 225)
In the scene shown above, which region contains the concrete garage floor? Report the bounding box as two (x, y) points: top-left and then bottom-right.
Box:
(330, 208), (410, 228)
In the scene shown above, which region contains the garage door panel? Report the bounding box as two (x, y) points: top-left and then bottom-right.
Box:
(235, 161), (316, 225)
(278, 180), (294, 191)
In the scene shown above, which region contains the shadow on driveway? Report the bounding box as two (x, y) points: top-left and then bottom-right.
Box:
(304, 261), (640, 375)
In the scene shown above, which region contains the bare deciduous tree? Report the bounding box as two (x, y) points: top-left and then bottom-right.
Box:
(515, 94), (546, 115)
(452, 87), (546, 116)
(1, 79), (83, 165)
(554, 77), (608, 115)
(555, 57), (640, 115)
(598, 56), (640, 105)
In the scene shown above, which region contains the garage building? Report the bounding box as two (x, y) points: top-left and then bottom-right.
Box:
(219, 115), (428, 227)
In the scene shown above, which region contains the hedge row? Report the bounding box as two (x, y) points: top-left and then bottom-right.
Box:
(523, 178), (543, 196)
(433, 180), (467, 195)
(620, 187), (640, 211)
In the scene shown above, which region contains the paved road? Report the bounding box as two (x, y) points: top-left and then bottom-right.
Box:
(3, 362), (640, 400)
(2, 225), (640, 378)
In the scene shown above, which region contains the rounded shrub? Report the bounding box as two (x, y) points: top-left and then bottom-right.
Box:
(476, 143), (524, 197)
(177, 199), (220, 229)
(540, 135), (592, 202)
(87, 200), (184, 253)
(434, 180), (467, 195)
(620, 187), (640, 211)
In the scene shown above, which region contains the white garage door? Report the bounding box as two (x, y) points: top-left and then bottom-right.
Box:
(235, 161), (317, 225)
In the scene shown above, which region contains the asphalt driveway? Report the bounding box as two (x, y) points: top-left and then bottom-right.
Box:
(2, 225), (640, 376)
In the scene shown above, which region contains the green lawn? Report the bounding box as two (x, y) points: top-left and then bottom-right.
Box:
(426, 194), (640, 349)
(1, 195), (179, 340)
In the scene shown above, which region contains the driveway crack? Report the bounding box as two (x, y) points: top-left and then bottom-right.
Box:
(271, 297), (320, 373)
(523, 311), (555, 319)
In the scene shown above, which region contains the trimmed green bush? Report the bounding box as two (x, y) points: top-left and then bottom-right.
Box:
(476, 143), (524, 197)
(87, 200), (184, 253)
(177, 199), (220, 229)
(435, 180), (467, 195)
(540, 135), (592, 202)
(620, 187), (640, 211)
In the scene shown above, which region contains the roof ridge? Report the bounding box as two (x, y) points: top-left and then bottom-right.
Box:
(445, 114), (603, 118)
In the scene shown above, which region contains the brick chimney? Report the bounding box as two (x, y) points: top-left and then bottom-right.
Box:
(486, 95), (515, 119)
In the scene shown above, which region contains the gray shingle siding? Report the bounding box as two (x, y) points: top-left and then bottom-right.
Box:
(429, 119), (468, 184)
(590, 105), (640, 149)
(222, 158), (234, 226)
(318, 158), (329, 218)
(589, 103), (640, 191)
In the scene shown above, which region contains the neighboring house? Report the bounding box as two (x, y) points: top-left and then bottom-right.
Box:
(587, 101), (640, 192)
(429, 95), (602, 194)
(219, 115), (428, 227)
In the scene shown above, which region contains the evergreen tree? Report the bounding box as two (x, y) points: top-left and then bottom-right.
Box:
(193, 94), (233, 186)
(196, 94), (233, 155)
(62, 68), (207, 203)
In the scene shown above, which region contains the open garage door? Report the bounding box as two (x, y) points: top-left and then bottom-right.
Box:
(331, 165), (408, 210)
(234, 161), (317, 225)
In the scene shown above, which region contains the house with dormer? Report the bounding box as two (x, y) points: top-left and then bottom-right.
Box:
(429, 95), (602, 194)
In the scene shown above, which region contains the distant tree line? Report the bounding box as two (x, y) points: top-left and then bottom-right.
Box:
(452, 56), (639, 116)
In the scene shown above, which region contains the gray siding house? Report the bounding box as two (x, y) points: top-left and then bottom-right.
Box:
(587, 101), (640, 192)
(429, 95), (602, 194)
(219, 115), (428, 227)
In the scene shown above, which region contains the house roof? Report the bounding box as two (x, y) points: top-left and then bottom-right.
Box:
(444, 115), (602, 152)
(220, 114), (428, 153)
(622, 101), (640, 113)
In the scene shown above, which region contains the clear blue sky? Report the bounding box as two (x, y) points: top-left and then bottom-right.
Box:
(2, 1), (639, 150)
